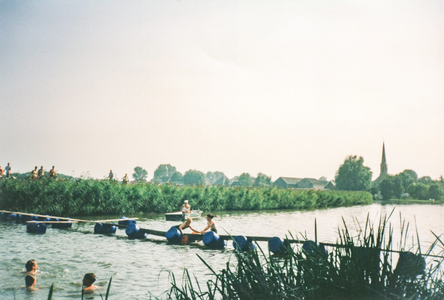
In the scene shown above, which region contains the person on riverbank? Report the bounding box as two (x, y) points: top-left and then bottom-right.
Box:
(198, 214), (218, 234)
(181, 200), (191, 214)
(0, 166), (3, 178)
(37, 166), (44, 178)
(24, 274), (37, 291)
(82, 273), (97, 294)
(108, 170), (113, 181)
(49, 166), (57, 179)
(5, 163), (11, 178)
(175, 218), (199, 235)
(30, 167), (38, 179)
(25, 259), (38, 274)
(122, 174), (129, 185)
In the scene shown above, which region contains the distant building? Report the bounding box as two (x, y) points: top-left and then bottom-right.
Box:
(373, 143), (388, 185)
(214, 175), (230, 186)
(274, 177), (335, 190)
(297, 178), (327, 189)
(273, 177), (303, 188)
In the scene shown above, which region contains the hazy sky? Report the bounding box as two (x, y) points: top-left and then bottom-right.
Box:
(1, 0), (443, 181)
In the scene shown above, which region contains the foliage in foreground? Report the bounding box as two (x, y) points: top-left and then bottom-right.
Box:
(167, 213), (444, 300)
(0, 178), (372, 216)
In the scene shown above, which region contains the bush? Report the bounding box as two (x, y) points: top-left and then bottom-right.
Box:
(0, 178), (372, 216)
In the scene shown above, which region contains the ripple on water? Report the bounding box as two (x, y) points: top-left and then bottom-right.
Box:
(1, 203), (444, 298)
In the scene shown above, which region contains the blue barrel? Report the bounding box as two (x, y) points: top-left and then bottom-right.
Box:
(202, 231), (225, 249)
(94, 223), (104, 234)
(233, 235), (256, 251)
(52, 218), (60, 228)
(57, 218), (73, 229)
(7, 213), (17, 221)
(95, 223), (116, 234)
(125, 223), (146, 239)
(27, 222), (47, 234)
(302, 240), (327, 257)
(103, 224), (116, 234)
(165, 227), (182, 244)
(118, 216), (136, 226)
(16, 214), (24, 223)
(268, 237), (289, 254)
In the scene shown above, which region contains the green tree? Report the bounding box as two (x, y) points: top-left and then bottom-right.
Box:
(170, 171), (183, 184)
(379, 175), (403, 200)
(428, 183), (444, 200)
(254, 173), (272, 187)
(418, 176), (433, 185)
(132, 166), (148, 182)
(183, 170), (207, 185)
(238, 173), (253, 187)
(153, 164), (177, 183)
(400, 169), (418, 181)
(398, 169), (417, 191)
(408, 183), (429, 200)
(335, 155), (372, 191)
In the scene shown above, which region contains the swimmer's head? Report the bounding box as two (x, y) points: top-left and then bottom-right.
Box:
(25, 259), (37, 272)
(83, 273), (96, 287)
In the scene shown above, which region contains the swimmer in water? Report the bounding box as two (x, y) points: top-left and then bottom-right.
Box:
(25, 274), (37, 291)
(82, 273), (96, 294)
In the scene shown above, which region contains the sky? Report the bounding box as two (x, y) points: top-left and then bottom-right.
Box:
(1, 0), (443, 181)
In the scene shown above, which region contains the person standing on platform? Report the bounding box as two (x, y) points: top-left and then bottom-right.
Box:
(108, 170), (114, 181)
(0, 166), (4, 178)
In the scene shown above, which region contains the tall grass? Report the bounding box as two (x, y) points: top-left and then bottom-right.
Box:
(167, 213), (444, 300)
(0, 178), (372, 216)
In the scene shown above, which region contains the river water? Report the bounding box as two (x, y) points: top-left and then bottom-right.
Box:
(1, 202), (444, 299)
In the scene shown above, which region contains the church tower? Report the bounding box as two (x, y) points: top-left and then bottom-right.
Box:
(374, 142), (388, 184)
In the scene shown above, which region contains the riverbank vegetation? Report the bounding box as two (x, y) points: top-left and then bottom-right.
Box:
(0, 178), (372, 216)
(167, 214), (444, 300)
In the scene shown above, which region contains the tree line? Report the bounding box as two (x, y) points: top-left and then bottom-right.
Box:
(132, 164), (273, 188)
(334, 155), (444, 201)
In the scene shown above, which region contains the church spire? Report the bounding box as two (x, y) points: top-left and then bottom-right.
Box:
(374, 142), (388, 184)
(379, 142), (388, 177)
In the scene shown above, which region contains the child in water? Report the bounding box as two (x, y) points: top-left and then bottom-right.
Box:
(82, 273), (97, 294)
(25, 259), (38, 274)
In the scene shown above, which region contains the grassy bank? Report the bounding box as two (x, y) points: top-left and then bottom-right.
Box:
(0, 178), (372, 216)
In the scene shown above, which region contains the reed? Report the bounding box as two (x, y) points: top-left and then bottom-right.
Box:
(167, 213), (444, 300)
(0, 178), (372, 216)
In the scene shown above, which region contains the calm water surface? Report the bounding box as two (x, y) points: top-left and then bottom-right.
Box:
(1, 202), (444, 299)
